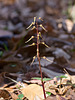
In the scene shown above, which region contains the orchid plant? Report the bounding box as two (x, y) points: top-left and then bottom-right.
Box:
(26, 17), (53, 99)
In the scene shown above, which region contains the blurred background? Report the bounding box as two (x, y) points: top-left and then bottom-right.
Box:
(0, 0), (75, 34)
(0, 0), (75, 78)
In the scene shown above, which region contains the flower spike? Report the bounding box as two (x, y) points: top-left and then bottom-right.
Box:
(25, 17), (49, 99)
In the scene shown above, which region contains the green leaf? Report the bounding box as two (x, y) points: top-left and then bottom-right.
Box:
(10, 64), (16, 67)
(56, 75), (67, 78)
(70, 49), (75, 52)
(0, 51), (3, 57)
(60, 75), (67, 78)
(32, 77), (52, 81)
(67, 82), (71, 85)
(43, 78), (52, 81)
(73, 84), (75, 88)
(32, 77), (41, 80)
(18, 94), (24, 99)
(3, 43), (8, 51)
(46, 92), (51, 96)
(56, 76), (59, 78)
(17, 99), (22, 100)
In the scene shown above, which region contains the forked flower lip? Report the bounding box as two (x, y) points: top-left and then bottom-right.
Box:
(39, 24), (47, 32)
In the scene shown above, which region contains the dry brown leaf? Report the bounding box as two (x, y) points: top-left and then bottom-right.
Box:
(21, 84), (44, 100)
(0, 89), (11, 99)
(29, 79), (42, 85)
(65, 88), (75, 100)
(57, 86), (71, 95)
(65, 74), (75, 84)
(45, 6), (59, 15)
(56, 95), (67, 100)
(34, 95), (43, 100)
(41, 67), (64, 78)
(10, 92), (18, 100)
(44, 96), (57, 100)
(45, 80), (57, 95)
(45, 74), (72, 95)
(0, 73), (4, 86)
(65, 19), (73, 32)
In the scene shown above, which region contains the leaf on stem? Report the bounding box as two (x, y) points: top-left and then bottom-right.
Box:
(32, 77), (52, 81)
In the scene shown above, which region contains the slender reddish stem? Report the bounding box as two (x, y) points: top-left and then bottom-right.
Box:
(36, 22), (46, 99)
